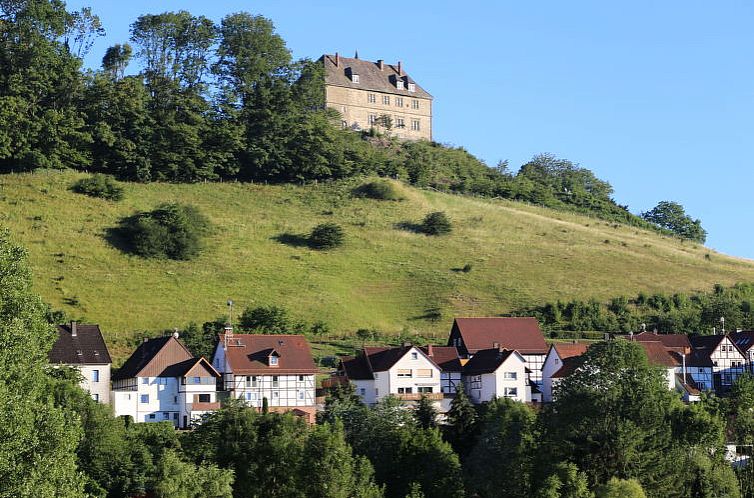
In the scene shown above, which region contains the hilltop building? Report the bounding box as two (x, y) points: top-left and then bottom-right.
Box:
(321, 53), (433, 141)
(49, 322), (112, 404)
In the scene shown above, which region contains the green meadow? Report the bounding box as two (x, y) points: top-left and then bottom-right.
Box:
(2, 170), (753, 360)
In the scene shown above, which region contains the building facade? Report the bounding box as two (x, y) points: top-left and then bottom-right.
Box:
(322, 53), (433, 141)
(111, 334), (220, 428)
(49, 322), (112, 404)
(689, 334), (746, 391)
(541, 343), (589, 403)
(211, 331), (318, 423)
(462, 348), (530, 404)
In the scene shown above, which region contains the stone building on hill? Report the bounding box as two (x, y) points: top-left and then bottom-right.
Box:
(321, 53), (433, 141)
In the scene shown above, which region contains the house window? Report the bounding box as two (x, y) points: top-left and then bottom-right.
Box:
(411, 99), (419, 109)
(360, 388), (366, 396)
(418, 387), (433, 394)
(140, 394), (149, 404)
(416, 369), (433, 378)
(142, 377), (149, 385)
(91, 393), (99, 402)
(148, 414), (156, 420)
(368, 114), (377, 125)
(272, 376), (279, 387)
(503, 372), (518, 380)
(298, 375), (305, 382)
(395, 117), (405, 128)
(92, 370), (100, 382)
(162, 412), (169, 420)
(368, 93), (376, 103)
(352, 74), (360, 83)
(245, 392), (257, 401)
(397, 369), (412, 378)
(298, 390), (305, 400)
(397, 387), (413, 394)
(269, 356), (278, 366)
(396, 80), (404, 90)
(411, 352), (418, 360)
(411, 119), (420, 131)
(159, 378), (168, 385)
(375, 388), (379, 396)
(395, 97), (403, 107)
(504, 387), (518, 397)
(198, 394), (210, 403)
(408, 83), (416, 92)
(272, 391), (279, 399)
(174, 396), (178, 404)
(382, 95), (390, 105)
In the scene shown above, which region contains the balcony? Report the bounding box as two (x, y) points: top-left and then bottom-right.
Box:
(395, 393), (443, 401)
(188, 401), (221, 412)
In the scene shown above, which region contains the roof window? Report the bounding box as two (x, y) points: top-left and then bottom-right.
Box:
(408, 82), (416, 92)
(346, 67), (359, 83)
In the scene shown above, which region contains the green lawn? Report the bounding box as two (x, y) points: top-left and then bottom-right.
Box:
(2, 170), (753, 361)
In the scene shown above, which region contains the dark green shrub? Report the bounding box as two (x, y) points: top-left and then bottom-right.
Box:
(353, 180), (403, 201)
(309, 222), (345, 250)
(422, 211), (452, 236)
(71, 174), (124, 201)
(462, 263), (473, 273)
(120, 203), (210, 260)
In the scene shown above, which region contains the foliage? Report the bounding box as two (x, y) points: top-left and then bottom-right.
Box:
(153, 450), (234, 498)
(354, 180), (404, 201)
(421, 211), (452, 236)
(519, 282), (754, 335)
(0, 229), (85, 496)
(71, 173), (124, 201)
(309, 222), (345, 250)
(239, 305), (295, 333)
(443, 383), (479, 458)
(594, 478), (646, 498)
(118, 203), (210, 260)
(642, 201), (707, 243)
(414, 395), (438, 429)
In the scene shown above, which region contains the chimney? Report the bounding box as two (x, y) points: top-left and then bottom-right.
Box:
(492, 341), (500, 349)
(70, 321), (77, 337)
(335, 52), (340, 67)
(397, 60), (402, 76)
(377, 59), (384, 70)
(427, 344), (433, 356)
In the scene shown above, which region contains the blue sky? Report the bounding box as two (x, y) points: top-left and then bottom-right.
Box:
(67, 1), (754, 260)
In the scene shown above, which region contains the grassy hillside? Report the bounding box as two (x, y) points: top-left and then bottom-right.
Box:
(2, 170), (753, 359)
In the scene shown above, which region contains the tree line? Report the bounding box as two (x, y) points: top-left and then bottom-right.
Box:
(516, 282), (754, 336)
(2, 1), (705, 241)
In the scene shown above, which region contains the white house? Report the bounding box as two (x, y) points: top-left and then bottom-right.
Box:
(337, 344), (444, 409)
(421, 345), (463, 395)
(462, 347), (530, 404)
(541, 342), (589, 402)
(447, 317), (548, 388)
(211, 330), (318, 423)
(111, 334), (220, 428)
(689, 334), (746, 392)
(49, 322), (112, 404)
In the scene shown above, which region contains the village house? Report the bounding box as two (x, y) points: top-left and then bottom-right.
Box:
(541, 342), (589, 402)
(627, 330), (692, 354)
(731, 330), (754, 373)
(336, 344), (445, 409)
(689, 334), (746, 392)
(211, 329), (318, 423)
(321, 53), (433, 141)
(421, 345), (463, 396)
(49, 321), (112, 404)
(462, 347), (530, 404)
(111, 334), (220, 428)
(447, 317), (549, 388)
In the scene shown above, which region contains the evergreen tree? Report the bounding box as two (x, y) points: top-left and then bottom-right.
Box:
(443, 383), (478, 458)
(414, 395), (438, 429)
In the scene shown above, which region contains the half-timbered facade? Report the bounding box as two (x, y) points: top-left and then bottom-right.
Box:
(689, 334), (746, 392)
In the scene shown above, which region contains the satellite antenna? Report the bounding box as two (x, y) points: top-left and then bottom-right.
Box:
(224, 299), (235, 348)
(227, 299), (234, 329)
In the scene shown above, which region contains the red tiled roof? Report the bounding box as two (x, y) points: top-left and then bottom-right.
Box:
(637, 341), (680, 368)
(221, 334), (317, 375)
(676, 373), (701, 396)
(451, 317), (548, 354)
(630, 332), (691, 352)
(421, 345), (462, 372)
(553, 342), (589, 359)
(463, 348), (520, 375)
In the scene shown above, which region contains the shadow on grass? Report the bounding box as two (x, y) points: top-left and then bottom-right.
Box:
(103, 224), (134, 255)
(410, 307), (443, 322)
(272, 232), (311, 249)
(394, 221), (425, 234)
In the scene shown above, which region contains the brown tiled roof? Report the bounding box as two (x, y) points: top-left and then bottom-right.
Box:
(637, 341), (680, 368)
(161, 357), (220, 378)
(49, 323), (111, 365)
(421, 345), (462, 372)
(551, 355), (584, 379)
(221, 334), (317, 375)
(629, 332), (691, 352)
(553, 342), (589, 359)
(463, 348), (520, 375)
(112, 336), (194, 381)
(322, 54), (432, 99)
(673, 349), (714, 368)
(731, 331), (754, 353)
(340, 355), (373, 380)
(451, 317), (548, 354)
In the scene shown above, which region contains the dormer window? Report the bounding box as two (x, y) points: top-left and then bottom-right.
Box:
(346, 67), (359, 83)
(396, 79), (404, 90)
(269, 350), (280, 367)
(352, 74), (360, 83)
(408, 82), (416, 92)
